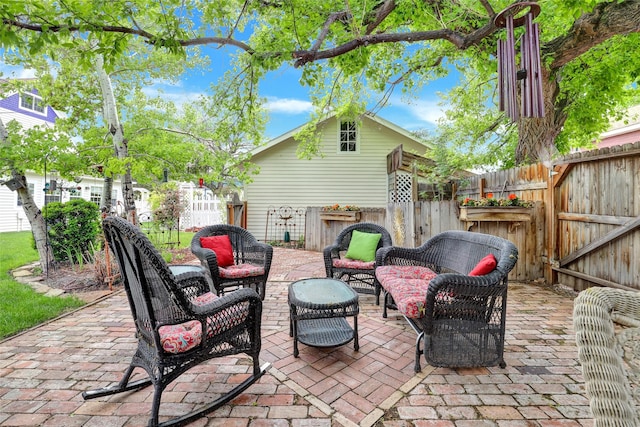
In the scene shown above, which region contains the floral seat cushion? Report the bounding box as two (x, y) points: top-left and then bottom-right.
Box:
(333, 258), (375, 270)
(376, 265), (438, 319)
(191, 291), (218, 306)
(158, 320), (202, 354)
(219, 263), (265, 279)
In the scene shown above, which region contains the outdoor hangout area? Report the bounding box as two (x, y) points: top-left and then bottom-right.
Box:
(1, 224), (597, 427)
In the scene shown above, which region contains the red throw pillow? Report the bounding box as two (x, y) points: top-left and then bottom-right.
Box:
(469, 253), (497, 276)
(199, 235), (234, 267)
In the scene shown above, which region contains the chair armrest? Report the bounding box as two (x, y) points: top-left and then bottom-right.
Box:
(191, 246), (220, 274)
(174, 271), (211, 300)
(189, 287), (262, 317)
(324, 244), (342, 259)
(376, 245), (431, 267)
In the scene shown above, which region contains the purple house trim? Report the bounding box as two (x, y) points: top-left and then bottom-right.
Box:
(0, 90), (58, 124)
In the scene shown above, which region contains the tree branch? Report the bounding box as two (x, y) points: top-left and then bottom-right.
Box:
(292, 22), (496, 67)
(546, 0), (640, 69)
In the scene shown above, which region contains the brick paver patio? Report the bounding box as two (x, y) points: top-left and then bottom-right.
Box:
(0, 247), (592, 426)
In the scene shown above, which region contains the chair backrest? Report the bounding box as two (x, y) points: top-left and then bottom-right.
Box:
(335, 222), (393, 252)
(421, 230), (518, 279)
(103, 216), (188, 346)
(192, 224), (260, 262)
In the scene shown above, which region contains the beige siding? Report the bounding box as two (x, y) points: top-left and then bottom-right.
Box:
(245, 116), (429, 241)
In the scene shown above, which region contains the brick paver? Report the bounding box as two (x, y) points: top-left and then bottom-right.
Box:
(0, 247), (591, 426)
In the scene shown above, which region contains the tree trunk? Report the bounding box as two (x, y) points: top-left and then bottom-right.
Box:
(94, 55), (137, 224)
(0, 119), (53, 274)
(100, 175), (113, 213)
(14, 171), (54, 273)
(515, 67), (567, 166)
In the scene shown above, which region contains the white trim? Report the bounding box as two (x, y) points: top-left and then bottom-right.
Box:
(250, 112), (430, 157)
(18, 92), (48, 116)
(337, 119), (360, 154)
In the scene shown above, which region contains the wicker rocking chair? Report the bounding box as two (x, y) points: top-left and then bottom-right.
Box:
(83, 216), (269, 427)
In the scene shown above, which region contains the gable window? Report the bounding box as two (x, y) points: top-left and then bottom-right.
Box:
(339, 120), (358, 153)
(20, 93), (46, 114)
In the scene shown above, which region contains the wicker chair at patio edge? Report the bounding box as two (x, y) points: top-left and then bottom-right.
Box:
(191, 224), (273, 301)
(573, 286), (640, 426)
(376, 230), (518, 372)
(323, 222), (393, 305)
(83, 216), (269, 427)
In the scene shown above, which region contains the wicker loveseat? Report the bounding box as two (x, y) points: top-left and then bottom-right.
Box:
(376, 230), (518, 372)
(573, 286), (640, 426)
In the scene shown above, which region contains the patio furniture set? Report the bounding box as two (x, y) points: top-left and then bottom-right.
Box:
(86, 217), (553, 426)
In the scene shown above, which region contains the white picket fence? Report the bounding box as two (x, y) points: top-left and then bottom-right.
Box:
(179, 183), (225, 230)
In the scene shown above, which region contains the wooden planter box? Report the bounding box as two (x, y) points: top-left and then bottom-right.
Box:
(320, 210), (361, 223)
(459, 206), (532, 222)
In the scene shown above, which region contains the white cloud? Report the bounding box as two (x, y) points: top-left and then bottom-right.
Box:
(403, 99), (446, 125)
(0, 64), (37, 79)
(265, 97), (313, 114)
(142, 86), (204, 110)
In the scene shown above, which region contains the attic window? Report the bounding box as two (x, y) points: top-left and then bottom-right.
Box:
(339, 120), (358, 153)
(20, 93), (46, 114)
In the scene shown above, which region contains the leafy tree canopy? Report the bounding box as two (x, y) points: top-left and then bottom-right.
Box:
(2, 0), (640, 169)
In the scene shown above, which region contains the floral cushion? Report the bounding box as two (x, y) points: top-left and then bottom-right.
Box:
(376, 265), (438, 319)
(219, 263), (265, 279)
(333, 258), (375, 270)
(192, 292), (218, 306)
(158, 320), (202, 354)
(376, 265), (438, 281)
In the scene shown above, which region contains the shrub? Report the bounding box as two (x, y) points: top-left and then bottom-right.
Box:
(42, 199), (101, 263)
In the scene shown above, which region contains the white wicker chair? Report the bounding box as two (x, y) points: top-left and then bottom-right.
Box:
(573, 286), (640, 426)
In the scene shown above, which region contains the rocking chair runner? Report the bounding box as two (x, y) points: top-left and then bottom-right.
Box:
(83, 216), (269, 427)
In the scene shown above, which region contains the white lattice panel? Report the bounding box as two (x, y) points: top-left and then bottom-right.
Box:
(389, 172), (413, 202)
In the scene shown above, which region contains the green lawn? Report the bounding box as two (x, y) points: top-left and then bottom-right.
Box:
(0, 231), (85, 339)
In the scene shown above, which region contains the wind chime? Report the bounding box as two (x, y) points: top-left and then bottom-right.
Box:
(494, 2), (544, 121)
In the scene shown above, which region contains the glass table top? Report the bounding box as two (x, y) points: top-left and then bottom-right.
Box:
(289, 278), (357, 305)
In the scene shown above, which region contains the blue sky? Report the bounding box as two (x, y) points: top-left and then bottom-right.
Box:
(1, 44), (458, 140)
(150, 44), (459, 140)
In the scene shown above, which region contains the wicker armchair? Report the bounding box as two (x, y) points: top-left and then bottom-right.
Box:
(573, 287), (640, 426)
(83, 216), (268, 427)
(323, 222), (393, 304)
(376, 230), (518, 371)
(191, 225), (273, 300)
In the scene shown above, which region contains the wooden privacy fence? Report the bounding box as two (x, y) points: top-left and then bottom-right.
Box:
(306, 201), (544, 282)
(303, 140), (640, 291)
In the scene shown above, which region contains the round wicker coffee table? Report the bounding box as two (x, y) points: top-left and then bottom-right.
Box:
(288, 278), (359, 357)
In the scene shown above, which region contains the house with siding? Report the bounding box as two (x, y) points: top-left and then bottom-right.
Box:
(244, 113), (433, 243)
(0, 82), (153, 233)
(597, 104), (640, 148)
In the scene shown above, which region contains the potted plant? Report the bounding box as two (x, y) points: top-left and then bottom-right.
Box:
(459, 193), (533, 222)
(320, 204), (361, 222)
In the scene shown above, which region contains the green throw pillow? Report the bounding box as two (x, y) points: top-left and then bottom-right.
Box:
(344, 230), (382, 262)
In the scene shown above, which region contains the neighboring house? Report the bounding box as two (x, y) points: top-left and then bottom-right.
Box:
(244, 113), (434, 242)
(597, 104), (640, 148)
(0, 82), (152, 233)
(0, 169), (152, 233)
